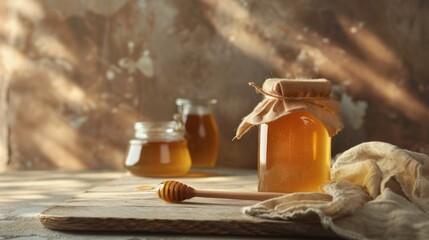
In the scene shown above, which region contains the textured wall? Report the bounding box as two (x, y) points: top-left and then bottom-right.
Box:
(0, 0), (428, 170)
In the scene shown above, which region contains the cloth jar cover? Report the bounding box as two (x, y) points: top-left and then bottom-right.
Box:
(243, 142), (429, 240)
(235, 79), (343, 140)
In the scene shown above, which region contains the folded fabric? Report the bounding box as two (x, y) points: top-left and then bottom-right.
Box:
(243, 142), (429, 240)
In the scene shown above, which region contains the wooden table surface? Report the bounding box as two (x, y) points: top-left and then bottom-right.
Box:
(0, 170), (337, 239)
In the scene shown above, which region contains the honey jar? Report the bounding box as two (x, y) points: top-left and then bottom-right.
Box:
(258, 111), (331, 192)
(176, 98), (219, 167)
(235, 79), (343, 193)
(125, 121), (191, 177)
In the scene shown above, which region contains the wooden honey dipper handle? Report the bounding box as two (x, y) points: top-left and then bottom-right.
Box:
(156, 181), (284, 203)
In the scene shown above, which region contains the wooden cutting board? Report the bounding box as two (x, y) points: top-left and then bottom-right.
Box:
(39, 169), (336, 238)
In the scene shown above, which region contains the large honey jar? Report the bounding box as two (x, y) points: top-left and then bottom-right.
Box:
(176, 98), (219, 167)
(258, 111), (331, 192)
(125, 121), (191, 177)
(235, 79), (343, 193)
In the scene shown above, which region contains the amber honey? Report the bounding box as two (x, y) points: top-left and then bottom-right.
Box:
(125, 140), (191, 177)
(258, 111), (330, 193)
(184, 114), (219, 167)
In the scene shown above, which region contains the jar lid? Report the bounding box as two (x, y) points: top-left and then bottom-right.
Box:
(134, 121), (178, 133)
(176, 98), (218, 106)
(134, 120), (185, 141)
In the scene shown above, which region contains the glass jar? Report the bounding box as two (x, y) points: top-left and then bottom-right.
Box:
(234, 78), (342, 193)
(176, 98), (219, 167)
(258, 111), (331, 192)
(124, 121), (191, 177)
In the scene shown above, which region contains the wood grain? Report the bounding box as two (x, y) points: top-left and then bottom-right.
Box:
(39, 169), (337, 238)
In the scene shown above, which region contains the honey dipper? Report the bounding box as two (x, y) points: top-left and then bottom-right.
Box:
(156, 180), (284, 203)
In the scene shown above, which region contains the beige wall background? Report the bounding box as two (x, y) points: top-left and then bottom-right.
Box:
(0, 0), (428, 170)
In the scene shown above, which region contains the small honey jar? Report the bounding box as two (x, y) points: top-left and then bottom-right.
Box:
(235, 79), (343, 193)
(176, 98), (219, 167)
(125, 120), (191, 177)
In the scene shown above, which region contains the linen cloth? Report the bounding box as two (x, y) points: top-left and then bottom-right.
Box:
(243, 142), (429, 240)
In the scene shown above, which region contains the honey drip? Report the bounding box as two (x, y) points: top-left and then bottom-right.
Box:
(183, 114), (219, 167)
(125, 140), (191, 177)
(258, 111), (330, 193)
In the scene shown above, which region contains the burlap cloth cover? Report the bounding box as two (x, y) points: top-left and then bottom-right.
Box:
(235, 78), (343, 139)
(243, 142), (429, 240)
